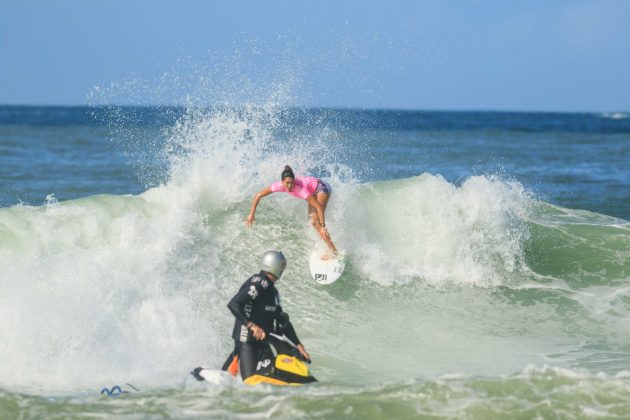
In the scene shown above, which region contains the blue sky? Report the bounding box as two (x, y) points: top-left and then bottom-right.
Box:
(1, 0), (629, 111)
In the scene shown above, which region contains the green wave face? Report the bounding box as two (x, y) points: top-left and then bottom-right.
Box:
(1, 171), (629, 395)
(525, 203), (630, 288)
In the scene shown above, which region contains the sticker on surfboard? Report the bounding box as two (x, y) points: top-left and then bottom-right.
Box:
(309, 249), (346, 285)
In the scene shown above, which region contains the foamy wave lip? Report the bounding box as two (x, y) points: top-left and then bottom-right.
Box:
(436, 365), (624, 383)
(0, 100), (361, 392)
(0, 191), (223, 391)
(616, 371), (630, 379)
(521, 364), (589, 378)
(347, 173), (532, 288)
(520, 364), (630, 384)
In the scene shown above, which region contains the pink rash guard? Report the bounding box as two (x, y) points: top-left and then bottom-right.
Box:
(270, 176), (319, 200)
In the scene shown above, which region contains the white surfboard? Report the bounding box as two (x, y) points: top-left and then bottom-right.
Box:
(309, 249), (346, 285)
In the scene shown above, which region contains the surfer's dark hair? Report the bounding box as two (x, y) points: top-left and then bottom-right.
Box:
(281, 165), (295, 180)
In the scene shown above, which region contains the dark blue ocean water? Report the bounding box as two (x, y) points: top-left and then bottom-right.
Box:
(1, 105), (629, 220)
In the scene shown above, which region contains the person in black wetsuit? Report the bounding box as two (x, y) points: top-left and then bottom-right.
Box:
(227, 250), (311, 380)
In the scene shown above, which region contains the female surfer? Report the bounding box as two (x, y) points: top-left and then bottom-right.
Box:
(245, 166), (339, 257)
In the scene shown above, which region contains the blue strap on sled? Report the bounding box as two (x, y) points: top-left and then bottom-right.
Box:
(100, 383), (139, 397)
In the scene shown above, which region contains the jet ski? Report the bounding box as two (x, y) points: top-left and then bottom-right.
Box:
(192, 333), (317, 386)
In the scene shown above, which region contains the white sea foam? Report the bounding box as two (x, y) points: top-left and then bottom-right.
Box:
(0, 101), (353, 391)
(343, 173), (532, 287)
(2, 101), (625, 394)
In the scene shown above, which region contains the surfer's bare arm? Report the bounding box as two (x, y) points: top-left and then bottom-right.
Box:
(246, 187), (273, 227)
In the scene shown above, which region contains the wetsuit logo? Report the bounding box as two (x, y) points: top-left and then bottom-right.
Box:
(248, 285), (258, 299)
(257, 358), (271, 371)
(239, 325), (248, 342)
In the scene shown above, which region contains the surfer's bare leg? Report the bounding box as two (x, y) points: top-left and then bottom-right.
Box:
(308, 192), (338, 257)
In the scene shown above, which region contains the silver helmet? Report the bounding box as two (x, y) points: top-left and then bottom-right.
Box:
(261, 251), (287, 279)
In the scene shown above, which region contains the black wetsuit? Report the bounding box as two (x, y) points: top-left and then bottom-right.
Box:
(227, 271), (301, 379)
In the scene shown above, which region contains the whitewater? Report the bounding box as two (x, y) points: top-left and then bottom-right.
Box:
(1, 104), (630, 418)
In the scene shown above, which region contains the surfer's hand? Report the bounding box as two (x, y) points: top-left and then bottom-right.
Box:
(245, 214), (256, 227)
(297, 344), (311, 363)
(248, 322), (266, 340)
